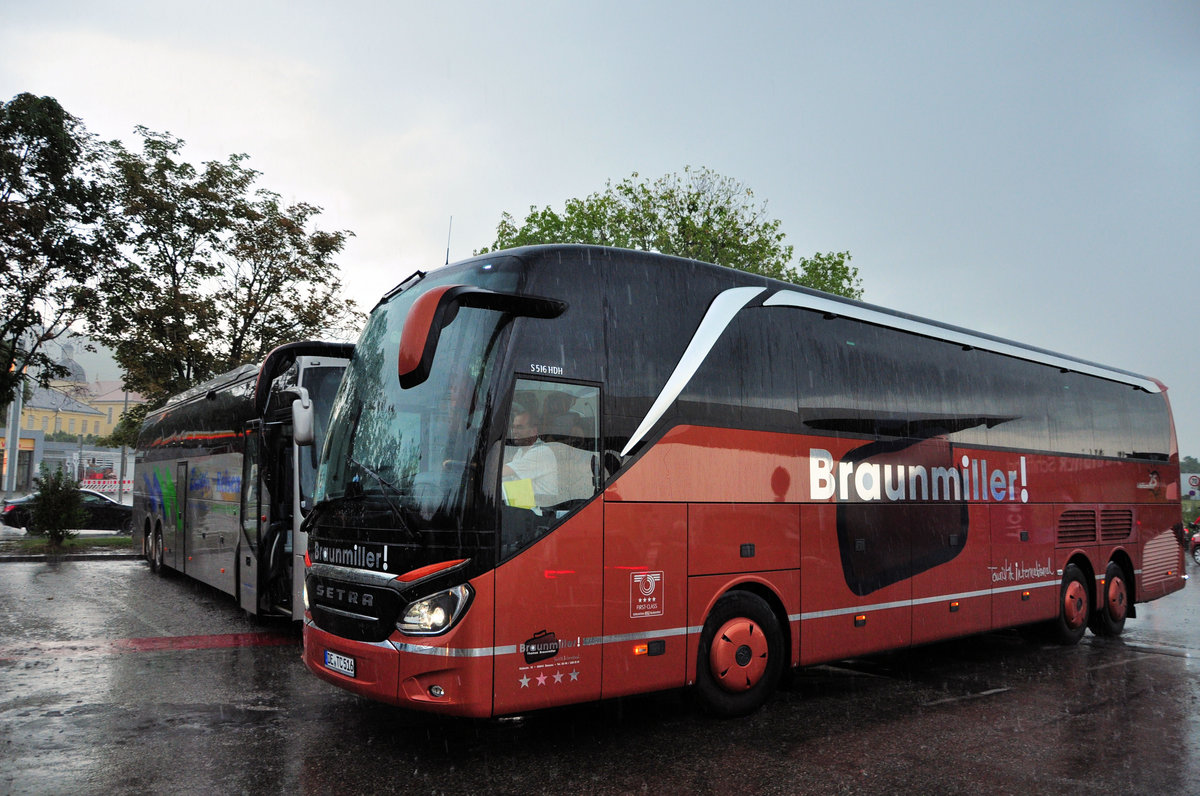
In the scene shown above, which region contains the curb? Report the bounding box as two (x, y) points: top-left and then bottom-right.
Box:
(0, 553), (141, 563)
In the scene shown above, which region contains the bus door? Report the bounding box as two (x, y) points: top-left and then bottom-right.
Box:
(493, 380), (605, 715)
(173, 461), (188, 572)
(238, 424), (263, 614)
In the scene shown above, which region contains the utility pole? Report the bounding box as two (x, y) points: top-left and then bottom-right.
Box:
(3, 376), (24, 494)
(117, 389), (129, 502)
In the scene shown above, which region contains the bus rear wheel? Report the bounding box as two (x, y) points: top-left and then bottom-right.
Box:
(1052, 563), (1090, 645)
(152, 529), (165, 575)
(695, 591), (783, 717)
(1089, 561), (1128, 637)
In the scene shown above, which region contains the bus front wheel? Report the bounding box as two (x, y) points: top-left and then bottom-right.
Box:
(695, 591), (783, 717)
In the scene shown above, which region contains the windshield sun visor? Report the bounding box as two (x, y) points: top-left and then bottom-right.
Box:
(397, 285), (567, 388)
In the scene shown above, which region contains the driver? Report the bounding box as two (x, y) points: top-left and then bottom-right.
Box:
(502, 406), (559, 507)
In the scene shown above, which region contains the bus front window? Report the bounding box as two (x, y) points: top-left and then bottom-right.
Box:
(314, 265), (518, 554)
(297, 365), (347, 513)
(500, 378), (601, 557)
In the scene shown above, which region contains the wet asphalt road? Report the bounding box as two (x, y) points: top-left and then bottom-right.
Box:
(1, 558), (1198, 796)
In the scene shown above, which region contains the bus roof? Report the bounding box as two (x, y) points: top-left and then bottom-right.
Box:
(471, 244), (1162, 395)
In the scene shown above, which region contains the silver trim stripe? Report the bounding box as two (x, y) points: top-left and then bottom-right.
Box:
(764, 290), (1160, 393)
(621, 286), (765, 455)
(377, 581), (1063, 660)
(391, 627), (704, 659)
(789, 580), (1060, 622)
(391, 641), (511, 659)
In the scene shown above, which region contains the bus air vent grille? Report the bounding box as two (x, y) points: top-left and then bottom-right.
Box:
(1100, 509), (1133, 542)
(1057, 510), (1097, 545)
(307, 574), (401, 643)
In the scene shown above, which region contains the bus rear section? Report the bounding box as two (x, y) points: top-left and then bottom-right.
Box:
(301, 245), (1184, 718)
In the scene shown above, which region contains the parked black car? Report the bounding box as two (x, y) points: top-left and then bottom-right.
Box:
(1, 488), (133, 533)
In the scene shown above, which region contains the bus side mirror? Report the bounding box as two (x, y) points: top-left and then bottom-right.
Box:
(397, 285), (566, 389)
(291, 387), (315, 446)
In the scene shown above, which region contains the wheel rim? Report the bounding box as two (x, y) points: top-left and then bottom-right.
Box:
(1106, 575), (1127, 621)
(709, 617), (769, 693)
(1063, 579), (1088, 629)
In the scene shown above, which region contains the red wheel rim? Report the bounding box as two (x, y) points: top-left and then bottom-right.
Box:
(1063, 580), (1088, 629)
(709, 617), (769, 693)
(1106, 576), (1127, 621)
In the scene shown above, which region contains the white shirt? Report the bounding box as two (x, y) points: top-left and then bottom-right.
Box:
(504, 442), (558, 506)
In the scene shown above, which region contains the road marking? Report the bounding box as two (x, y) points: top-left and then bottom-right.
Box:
(1099, 641), (1195, 660)
(0, 632), (297, 662)
(922, 687), (1012, 706)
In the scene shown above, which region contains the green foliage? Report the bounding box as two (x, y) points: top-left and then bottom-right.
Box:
(789, 251), (860, 300)
(1180, 455), (1199, 471)
(220, 192), (359, 367)
(479, 167), (863, 300)
(0, 93), (119, 402)
(96, 403), (146, 448)
(89, 127), (362, 406)
(27, 465), (86, 547)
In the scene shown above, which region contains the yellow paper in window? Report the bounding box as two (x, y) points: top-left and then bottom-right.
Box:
(502, 478), (536, 509)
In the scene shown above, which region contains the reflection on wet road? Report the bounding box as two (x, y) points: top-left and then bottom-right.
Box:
(1, 560), (1198, 795)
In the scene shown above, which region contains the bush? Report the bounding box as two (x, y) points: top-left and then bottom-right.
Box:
(27, 466), (87, 548)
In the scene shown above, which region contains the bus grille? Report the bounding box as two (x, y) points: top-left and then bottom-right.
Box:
(1100, 509), (1133, 542)
(307, 574), (402, 643)
(1057, 510), (1097, 545)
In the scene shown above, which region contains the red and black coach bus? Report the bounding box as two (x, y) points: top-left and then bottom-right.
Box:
(301, 244), (1184, 717)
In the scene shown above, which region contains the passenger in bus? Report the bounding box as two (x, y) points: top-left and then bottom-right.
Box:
(502, 406), (559, 508)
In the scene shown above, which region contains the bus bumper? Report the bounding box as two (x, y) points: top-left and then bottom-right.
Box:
(303, 619), (495, 717)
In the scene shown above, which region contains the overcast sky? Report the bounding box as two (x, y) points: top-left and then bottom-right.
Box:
(4, 2), (1198, 458)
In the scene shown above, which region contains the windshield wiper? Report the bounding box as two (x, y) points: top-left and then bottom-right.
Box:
(348, 456), (418, 539)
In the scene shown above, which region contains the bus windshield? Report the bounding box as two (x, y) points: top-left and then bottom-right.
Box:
(314, 261), (519, 544)
(297, 365), (349, 511)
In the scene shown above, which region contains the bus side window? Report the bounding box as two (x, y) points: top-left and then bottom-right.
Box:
(500, 379), (600, 558)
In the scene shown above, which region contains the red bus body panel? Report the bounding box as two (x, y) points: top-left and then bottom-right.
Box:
(305, 423), (1183, 715)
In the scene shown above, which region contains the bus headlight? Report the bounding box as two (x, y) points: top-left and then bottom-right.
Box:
(398, 584), (473, 635)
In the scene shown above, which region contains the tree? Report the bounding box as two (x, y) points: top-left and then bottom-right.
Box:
(91, 128), (361, 406)
(26, 465), (86, 548)
(219, 192), (358, 367)
(478, 166), (863, 299)
(0, 93), (117, 408)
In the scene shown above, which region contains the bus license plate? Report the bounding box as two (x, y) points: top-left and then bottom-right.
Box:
(324, 650), (356, 678)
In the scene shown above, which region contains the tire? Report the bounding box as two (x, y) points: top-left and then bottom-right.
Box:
(695, 591), (783, 717)
(120, 516), (133, 535)
(1051, 563), (1090, 645)
(152, 529), (165, 575)
(143, 525), (155, 570)
(1192, 545), (1200, 567)
(1089, 561), (1128, 637)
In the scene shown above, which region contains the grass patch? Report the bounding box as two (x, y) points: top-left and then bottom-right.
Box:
(0, 534), (137, 555)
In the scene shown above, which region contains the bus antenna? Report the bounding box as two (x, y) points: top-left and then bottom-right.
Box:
(445, 216), (453, 266)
